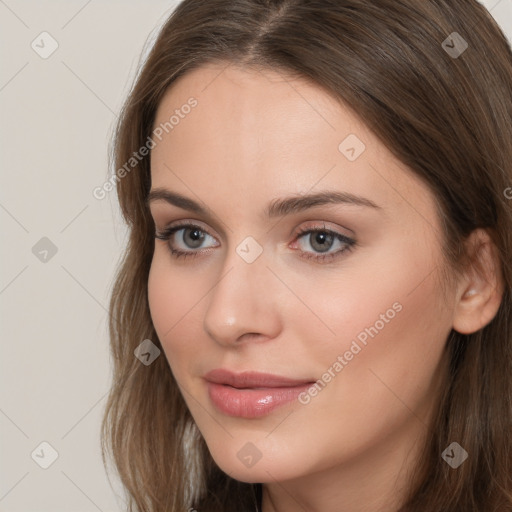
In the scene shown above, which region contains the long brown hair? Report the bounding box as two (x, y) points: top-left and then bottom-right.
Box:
(100, 1), (512, 510)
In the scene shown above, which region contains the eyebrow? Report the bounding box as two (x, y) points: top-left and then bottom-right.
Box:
(146, 188), (381, 218)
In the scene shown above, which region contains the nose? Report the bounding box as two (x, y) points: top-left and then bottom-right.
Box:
(203, 243), (282, 347)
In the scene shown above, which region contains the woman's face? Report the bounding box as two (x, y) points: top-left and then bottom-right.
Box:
(148, 63), (455, 487)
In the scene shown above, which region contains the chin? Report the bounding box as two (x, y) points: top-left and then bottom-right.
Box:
(204, 437), (309, 484)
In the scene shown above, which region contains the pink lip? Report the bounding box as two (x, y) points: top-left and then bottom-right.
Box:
(204, 369), (314, 418)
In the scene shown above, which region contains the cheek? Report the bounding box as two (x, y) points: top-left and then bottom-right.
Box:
(294, 237), (450, 398)
(147, 255), (200, 370)
(275, 248), (450, 467)
(148, 255), (172, 335)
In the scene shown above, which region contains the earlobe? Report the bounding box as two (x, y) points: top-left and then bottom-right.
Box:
(452, 229), (504, 335)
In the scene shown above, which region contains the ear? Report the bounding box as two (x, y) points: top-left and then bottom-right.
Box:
(452, 228), (504, 335)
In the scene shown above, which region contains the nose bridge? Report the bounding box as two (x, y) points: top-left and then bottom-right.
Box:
(203, 238), (280, 345)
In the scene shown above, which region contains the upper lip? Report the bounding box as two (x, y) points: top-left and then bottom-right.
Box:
(204, 369), (314, 389)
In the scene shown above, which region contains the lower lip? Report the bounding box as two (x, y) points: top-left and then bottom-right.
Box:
(206, 381), (312, 418)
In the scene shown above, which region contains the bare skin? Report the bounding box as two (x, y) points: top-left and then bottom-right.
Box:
(147, 62), (503, 512)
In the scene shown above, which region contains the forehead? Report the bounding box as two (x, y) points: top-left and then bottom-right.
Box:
(153, 62), (360, 148)
(149, 63), (437, 228)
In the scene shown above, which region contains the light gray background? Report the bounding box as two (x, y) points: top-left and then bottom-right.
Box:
(1, 1), (511, 510)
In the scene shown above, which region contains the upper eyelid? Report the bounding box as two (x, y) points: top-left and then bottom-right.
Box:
(150, 207), (231, 240)
(163, 220), (216, 237)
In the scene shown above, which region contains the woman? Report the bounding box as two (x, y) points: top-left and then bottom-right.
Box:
(101, 1), (512, 510)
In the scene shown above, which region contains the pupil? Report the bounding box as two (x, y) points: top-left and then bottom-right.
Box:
(185, 228), (204, 248)
(312, 232), (333, 253)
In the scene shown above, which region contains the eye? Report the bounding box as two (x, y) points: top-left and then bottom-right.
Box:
(291, 224), (356, 263)
(154, 221), (356, 263)
(155, 223), (218, 259)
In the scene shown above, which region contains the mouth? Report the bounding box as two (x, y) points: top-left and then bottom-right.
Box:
(203, 369), (315, 418)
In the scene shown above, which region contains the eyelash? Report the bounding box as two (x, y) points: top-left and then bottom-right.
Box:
(154, 222), (356, 263)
